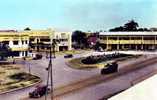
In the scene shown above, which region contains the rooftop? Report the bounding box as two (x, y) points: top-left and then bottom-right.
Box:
(99, 32), (157, 36)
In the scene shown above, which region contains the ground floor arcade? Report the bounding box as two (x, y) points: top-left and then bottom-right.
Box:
(100, 44), (156, 51)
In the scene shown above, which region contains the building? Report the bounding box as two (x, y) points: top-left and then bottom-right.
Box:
(28, 29), (72, 52)
(99, 32), (157, 51)
(0, 29), (72, 58)
(0, 31), (29, 58)
(87, 33), (98, 47)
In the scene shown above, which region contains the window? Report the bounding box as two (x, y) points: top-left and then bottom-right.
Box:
(30, 38), (34, 41)
(119, 37), (129, 40)
(144, 36), (155, 40)
(25, 41), (28, 44)
(40, 39), (50, 42)
(3, 41), (9, 44)
(13, 41), (18, 45)
(61, 33), (66, 38)
(130, 37), (141, 40)
(22, 41), (24, 44)
(109, 37), (117, 40)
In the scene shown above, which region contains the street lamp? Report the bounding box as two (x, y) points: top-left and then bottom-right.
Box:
(45, 29), (55, 100)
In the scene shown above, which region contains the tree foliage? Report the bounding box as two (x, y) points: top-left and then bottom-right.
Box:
(72, 30), (88, 48)
(123, 20), (139, 31)
(0, 43), (12, 60)
(24, 27), (31, 31)
(109, 20), (150, 32)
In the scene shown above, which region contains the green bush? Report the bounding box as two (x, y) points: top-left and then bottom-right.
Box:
(82, 53), (134, 64)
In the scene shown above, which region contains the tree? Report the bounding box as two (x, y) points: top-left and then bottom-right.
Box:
(0, 43), (12, 60)
(123, 20), (139, 31)
(72, 30), (87, 48)
(137, 28), (150, 32)
(109, 26), (124, 32)
(24, 27), (31, 31)
(109, 20), (139, 32)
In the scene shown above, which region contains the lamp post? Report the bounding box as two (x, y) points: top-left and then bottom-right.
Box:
(45, 29), (55, 100)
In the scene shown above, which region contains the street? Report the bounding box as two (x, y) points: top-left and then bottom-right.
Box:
(0, 51), (157, 100)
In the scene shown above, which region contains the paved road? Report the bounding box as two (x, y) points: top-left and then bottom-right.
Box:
(0, 51), (100, 100)
(56, 56), (157, 100)
(21, 54), (157, 100)
(0, 51), (156, 100)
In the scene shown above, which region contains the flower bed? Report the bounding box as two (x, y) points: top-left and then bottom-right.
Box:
(81, 53), (135, 64)
(67, 53), (141, 70)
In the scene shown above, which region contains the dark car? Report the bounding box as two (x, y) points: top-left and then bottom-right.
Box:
(101, 62), (118, 75)
(64, 54), (73, 58)
(29, 85), (50, 98)
(33, 54), (42, 60)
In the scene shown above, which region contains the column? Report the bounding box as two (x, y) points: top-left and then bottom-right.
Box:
(155, 36), (157, 50)
(129, 36), (132, 50)
(141, 36), (144, 50)
(19, 39), (22, 47)
(9, 40), (13, 48)
(68, 33), (72, 50)
(117, 36), (119, 50)
(106, 36), (109, 51)
(136, 45), (138, 51)
(19, 52), (23, 58)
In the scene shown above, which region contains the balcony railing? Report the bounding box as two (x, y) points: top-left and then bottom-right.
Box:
(100, 40), (156, 44)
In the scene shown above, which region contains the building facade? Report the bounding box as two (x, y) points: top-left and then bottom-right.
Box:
(0, 29), (72, 58)
(0, 31), (29, 58)
(28, 29), (72, 52)
(99, 32), (157, 51)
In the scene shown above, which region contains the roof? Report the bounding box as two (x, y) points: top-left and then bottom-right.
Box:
(0, 30), (17, 32)
(0, 32), (29, 36)
(99, 32), (157, 36)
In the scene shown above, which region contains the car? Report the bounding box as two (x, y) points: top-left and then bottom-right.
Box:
(101, 62), (118, 75)
(33, 54), (42, 60)
(64, 54), (73, 58)
(29, 85), (50, 98)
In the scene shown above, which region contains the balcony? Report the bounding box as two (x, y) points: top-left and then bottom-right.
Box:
(143, 40), (155, 44)
(11, 47), (29, 51)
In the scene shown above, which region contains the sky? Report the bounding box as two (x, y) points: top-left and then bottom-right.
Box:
(0, 0), (157, 31)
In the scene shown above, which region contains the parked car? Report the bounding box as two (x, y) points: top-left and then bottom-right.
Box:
(33, 54), (42, 60)
(29, 85), (50, 98)
(101, 62), (118, 75)
(64, 54), (73, 58)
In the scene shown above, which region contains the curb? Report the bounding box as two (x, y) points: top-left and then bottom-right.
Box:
(0, 77), (42, 95)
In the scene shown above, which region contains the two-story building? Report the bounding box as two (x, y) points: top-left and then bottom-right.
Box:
(28, 29), (72, 52)
(0, 31), (29, 58)
(0, 29), (72, 58)
(99, 32), (157, 51)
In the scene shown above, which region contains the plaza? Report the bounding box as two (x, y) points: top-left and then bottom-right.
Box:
(0, 50), (156, 100)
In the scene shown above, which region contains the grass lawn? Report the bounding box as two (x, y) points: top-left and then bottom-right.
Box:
(67, 55), (141, 70)
(68, 57), (105, 70)
(0, 64), (41, 93)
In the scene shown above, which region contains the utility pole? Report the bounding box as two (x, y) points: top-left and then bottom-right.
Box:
(45, 30), (54, 100)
